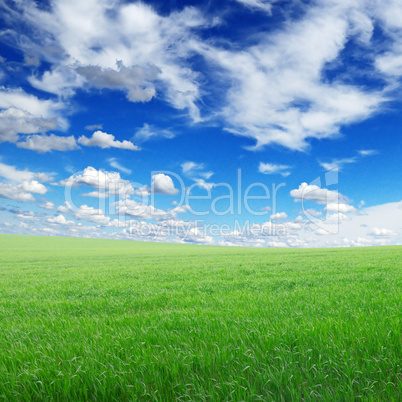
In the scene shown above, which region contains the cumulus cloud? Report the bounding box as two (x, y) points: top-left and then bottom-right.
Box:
(47, 214), (74, 225)
(0, 182), (36, 202)
(0, 161), (49, 201)
(0, 162), (52, 182)
(82, 191), (109, 198)
(0, 180), (47, 201)
(0, 88), (67, 143)
(0, 107), (57, 143)
(40, 201), (55, 210)
(259, 162), (291, 176)
(115, 199), (174, 220)
(325, 203), (356, 213)
(75, 62), (159, 103)
(78, 131), (138, 150)
(61, 167), (132, 195)
(57, 201), (72, 214)
(21, 180), (47, 195)
(17, 134), (79, 152)
(302, 208), (322, 217)
(367, 227), (397, 237)
(270, 212), (288, 220)
(152, 173), (179, 195)
(290, 183), (342, 205)
(74, 205), (120, 227)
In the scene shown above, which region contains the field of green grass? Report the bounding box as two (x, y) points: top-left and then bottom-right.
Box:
(0, 234), (400, 400)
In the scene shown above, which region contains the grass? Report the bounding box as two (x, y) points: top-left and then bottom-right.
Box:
(0, 234), (400, 400)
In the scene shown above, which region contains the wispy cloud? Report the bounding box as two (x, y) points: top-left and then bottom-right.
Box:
(259, 162), (291, 176)
(108, 158), (132, 175)
(358, 149), (377, 156)
(234, 0), (275, 14)
(181, 161), (215, 189)
(319, 148), (377, 171)
(134, 123), (175, 143)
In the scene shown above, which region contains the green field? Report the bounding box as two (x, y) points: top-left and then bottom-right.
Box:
(0, 234), (400, 400)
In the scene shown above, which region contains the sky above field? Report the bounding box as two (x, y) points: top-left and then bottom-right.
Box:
(0, 0), (401, 247)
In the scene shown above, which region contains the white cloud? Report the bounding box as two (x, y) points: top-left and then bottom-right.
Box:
(290, 182), (341, 205)
(367, 227), (397, 237)
(57, 201), (72, 214)
(21, 180), (47, 195)
(270, 212), (288, 220)
(0, 87), (64, 120)
(181, 161), (214, 189)
(302, 208), (322, 217)
(0, 162), (54, 187)
(285, 222), (302, 231)
(17, 213), (35, 220)
(358, 149), (377, 156)
(152, 173), (179, 195)
(182, 227), (214, 245)
(134, 123), (175, 143)
(85, 124), (103, 131)
(301, 201), (402, 247)
(75, 63), (158, 103)
(267, 241), (288, 248)
(82, 191), (109, 198)
(319, 149), (377, 171)
(115, 199), (174, 220)
(0, 88), (67, 143)
(17, 134), (79, 153)
(0, 183), (35, 202)
(47, 214), (74, 225)
(259, 162), (291, 176)
(182, 161), (204, 176)
(28, 65), (85, 97)
(78, 131), (139, 150)
(0, 107), (57, 143)
(74, 205), (120, 227)
(315, 228), (331, 236)
(374, 1), (402, 78)
(2, 0), (402, 153)
(193, 178), (216, 190)
(6, 1), (207, 122)
(0, 162), (42, 182)
(319, 157), (357, 171)
(325, 202), (356, 213)
(61, 167), (132, 195)
(40, 201), (55, 210)
(195, 0), (385, 150)
(235, 0), (274, 14)
(0, 169), (47, 201)
(108, 158), (132, 175)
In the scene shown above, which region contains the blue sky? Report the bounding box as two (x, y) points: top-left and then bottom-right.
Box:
(0, 0), (401, 247)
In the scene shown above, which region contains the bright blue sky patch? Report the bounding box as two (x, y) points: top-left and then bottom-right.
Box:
(0, 0), (401, 247)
